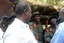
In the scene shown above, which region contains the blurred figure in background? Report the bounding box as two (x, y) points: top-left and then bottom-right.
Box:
(0, 0), (20, 33)
(29, 11), (43, 43)
(0, 16), (9, 32)
(50, 8), (64, 43)
(0, 0), (19, 36)
(0, 0), (13, 21)
(0, 0), (13, 43)
(44, 15), (57, 43)
(0, 16), (9, 43)
(10, 0), (20, 12)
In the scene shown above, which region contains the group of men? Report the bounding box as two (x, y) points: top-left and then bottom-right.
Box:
(0, 0), (64, 43)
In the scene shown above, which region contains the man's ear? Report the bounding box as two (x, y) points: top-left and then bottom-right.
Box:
(24, 9), (28, 15)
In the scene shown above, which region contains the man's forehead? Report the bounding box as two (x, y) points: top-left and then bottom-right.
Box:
(60, 8), (64, 13)
(51, 18), (56, 20)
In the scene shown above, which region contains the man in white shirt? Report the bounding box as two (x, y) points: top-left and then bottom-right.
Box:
(3, 1), (38, 43)
(0, 28), (3, 43)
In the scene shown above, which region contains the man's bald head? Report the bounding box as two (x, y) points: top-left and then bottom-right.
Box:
(15, 2), (32, 23)
(59, 8), (64, 22)
(59, 8), (64, 14)
(15, 1), (31, 15)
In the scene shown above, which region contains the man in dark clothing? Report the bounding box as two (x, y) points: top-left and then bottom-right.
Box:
(29, 11), (43, 43)
(44, 16), (57, 43)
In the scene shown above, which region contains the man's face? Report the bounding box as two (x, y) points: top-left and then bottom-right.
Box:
(51, 18), (57, 24)
(25, 7), (32, 23)
(35, 15), (41, 22)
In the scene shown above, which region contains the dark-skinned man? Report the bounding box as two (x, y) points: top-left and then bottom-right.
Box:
(3, 2), (38, 43)
(0, 0), (13, 43)
(29, 12), (43, 43)
(44, 16), (57, 43)
(50, 8), (64, 43)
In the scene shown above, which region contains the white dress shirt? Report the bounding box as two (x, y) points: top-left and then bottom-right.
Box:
(3, 18), (38, 43)
(0, 28), (3, 43)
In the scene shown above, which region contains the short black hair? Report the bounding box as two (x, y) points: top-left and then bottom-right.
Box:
(10, 0), (20, 3)
(15, 2), (30, 15)
(49, 15), (57, 22)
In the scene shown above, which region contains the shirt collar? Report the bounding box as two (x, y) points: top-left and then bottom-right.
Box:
(14, 18), (29, 28)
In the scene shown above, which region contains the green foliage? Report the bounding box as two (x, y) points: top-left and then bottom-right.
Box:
(46, 0), (64, 8)
(21, 0), (64, 8)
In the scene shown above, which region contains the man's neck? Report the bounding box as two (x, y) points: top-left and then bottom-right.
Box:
(17, 16), (25, 23)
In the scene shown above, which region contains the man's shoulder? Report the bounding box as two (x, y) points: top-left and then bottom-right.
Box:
(4, 20), (22, 34)
(58, 22), (64, 26)
(3, 24), (22, 37)
(57, 22), (64, 29)
(55, 22), (64, 34)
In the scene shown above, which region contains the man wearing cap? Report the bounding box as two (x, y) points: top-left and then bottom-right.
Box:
(50, 8), (64, 43)
(44, 16), (57, 43)
(3, 2), (38, 43)
(29, 11), (43, 43)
